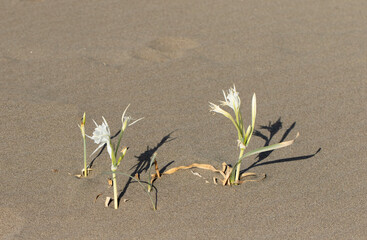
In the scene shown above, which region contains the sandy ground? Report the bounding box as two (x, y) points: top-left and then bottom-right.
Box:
(1, 0), (366, 239)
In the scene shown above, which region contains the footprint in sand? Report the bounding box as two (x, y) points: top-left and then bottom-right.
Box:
(17, 0), (44, 2)
(133, 37), (199, 62)
(83, 48), (131, 67)
(0, 207), (24, 239)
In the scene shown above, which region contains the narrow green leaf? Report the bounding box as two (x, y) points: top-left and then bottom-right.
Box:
(244, 125), (251, 144)
(251, 93), (256, 130)
(229, 161), (240, 184)
(239, 132), (299, 163)
(106, 171), (156, 211)
(117, 147), (128, 166)
(147, 152), (158, 192)
(238, 109), (244, 132)
(114, 129), (125, 157)
(149, 152), (157, 170)
(245, 93), (256, 146)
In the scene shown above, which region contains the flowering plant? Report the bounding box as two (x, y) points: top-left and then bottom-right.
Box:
(210, 85), (298, 185)
(88, 105), (143, 209)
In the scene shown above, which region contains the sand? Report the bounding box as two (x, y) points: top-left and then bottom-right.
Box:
(1, 0), (366, 239)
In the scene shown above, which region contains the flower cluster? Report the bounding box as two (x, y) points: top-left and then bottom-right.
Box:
(88, 117), (112, 158)
(209, 85), (256, 183)
(85, 105), (143, 209)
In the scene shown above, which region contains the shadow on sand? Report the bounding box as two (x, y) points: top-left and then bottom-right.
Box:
(117, 131), (176, 207)
(241, 117), (321, 174)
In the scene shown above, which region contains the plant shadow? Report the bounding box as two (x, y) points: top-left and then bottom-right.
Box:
(88, 145), (105, 169)
(117, 131), (176, 207)
(241, 117), (321, 174)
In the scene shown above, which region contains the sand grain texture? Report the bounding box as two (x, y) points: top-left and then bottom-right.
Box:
(1, 0), (366, 239)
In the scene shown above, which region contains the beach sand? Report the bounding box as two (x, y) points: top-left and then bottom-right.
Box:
(1, 0), (366, 239)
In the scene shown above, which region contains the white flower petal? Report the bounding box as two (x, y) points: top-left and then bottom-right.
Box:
(128, 117), (144, 126)
(106, 143), (113, 160)
(93, 119), (98, 127)
(90, 143), (105, 156)
(89, 117), (112, 156)
(221, 85), (241, 111)
(121, 104), (130, 125)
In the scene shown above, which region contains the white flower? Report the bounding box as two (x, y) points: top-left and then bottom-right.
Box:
(210, 102), (238, 121)
(87, 116), (113, 159)
(221, 85), (241, 111)
(121, 104), (144, 132)
(210, 102), (229, 116)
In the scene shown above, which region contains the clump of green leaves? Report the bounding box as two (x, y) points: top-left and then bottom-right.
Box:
(87, 105), (143, 209)
(210, 85), (298, 185)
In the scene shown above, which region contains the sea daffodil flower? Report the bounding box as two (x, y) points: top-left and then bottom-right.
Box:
(88, 116), (112, 159)
(115, 105), (143, 156)
(220, 85), (241, 111)
(87, 107), (143, 209)
(210, 85), (298, 185)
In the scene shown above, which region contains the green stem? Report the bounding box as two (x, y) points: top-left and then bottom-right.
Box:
(234, 148), (245, 183)
(112, 171), (118, 209)
(115, 129), (125, 157)
(113, 172), (156, 211)
(83, 136), (87, 177)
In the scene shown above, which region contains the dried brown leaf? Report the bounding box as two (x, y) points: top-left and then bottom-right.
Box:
(237, 173), (266, 184)
(163, 163), (221, 175)
(107, 178), (113, 188)
(150, 161), (264, 187)
(105, 197), (111, 207)
(221, 164), (233, 186)
(154, 159), (161, 178)
(95, 193), (103, 203)
(240, 172), (257, 178)
(190, 170), (203, 178)
(135, 173), (140, 180)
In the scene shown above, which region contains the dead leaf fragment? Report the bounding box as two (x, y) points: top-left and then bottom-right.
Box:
(107, 178), (113, 188)
(237, 173), (266, 184)
(74, 174), (82, 179)
(154, 159), (161, 178)
(81, 168), (93, 177)
(190, 170), (203, 178)
(95, 193), (103, 203)
(105, 197), (111, 207)
(135, 173), (140, 180)
(151, 161), (265, 186)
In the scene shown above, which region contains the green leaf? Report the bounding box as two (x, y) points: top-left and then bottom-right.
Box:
(229, 161), (240, 184)
(251, 93), (256, 130)
(239, 132), (299, 163)
(147, 152), (157, 192)
(117, 147), (128, 166)
(149, 152), (157, 170)
(245, 93), (256, 146)
(114, 129), (125, 157)
(244, 125), (251, 145)
(105, 171), (156, 211)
